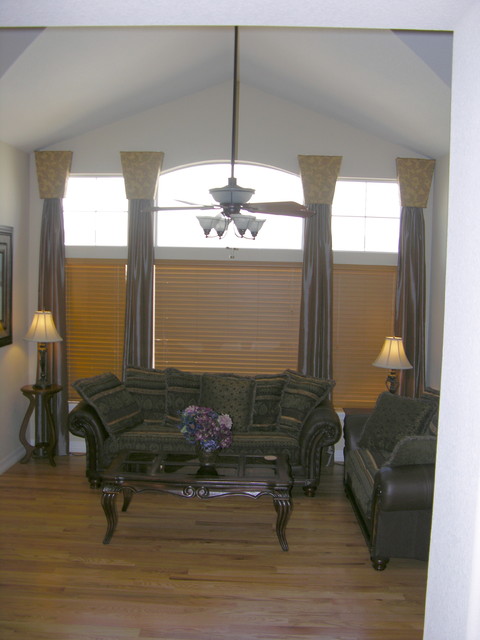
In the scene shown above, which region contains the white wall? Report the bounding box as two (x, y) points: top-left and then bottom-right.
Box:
(0, 142), (31, 472)
(424, 3), (480, 638)
(48, 82), (427, 179)
(427, 153), (449, 390)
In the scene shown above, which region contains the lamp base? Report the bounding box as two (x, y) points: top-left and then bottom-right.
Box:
(385, 370), (399, 394)
(34, 343), (50, 390)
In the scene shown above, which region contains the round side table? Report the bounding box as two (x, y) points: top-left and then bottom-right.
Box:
(19, 384), (62, 467)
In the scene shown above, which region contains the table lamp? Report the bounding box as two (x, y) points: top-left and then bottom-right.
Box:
(372, 336), (412, 394)
(25, 311), (63, 388)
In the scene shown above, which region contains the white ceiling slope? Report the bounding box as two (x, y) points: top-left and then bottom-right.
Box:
(0, 26), (452, 157)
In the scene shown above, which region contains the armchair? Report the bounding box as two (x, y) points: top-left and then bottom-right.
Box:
(343, 390), (439, 570)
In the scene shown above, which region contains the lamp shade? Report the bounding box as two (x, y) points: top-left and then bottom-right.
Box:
(247, 218), (265, 238)
(372, 336), (412, 370)
(231, 214), (255, 235)
(25, 311), (62, 343)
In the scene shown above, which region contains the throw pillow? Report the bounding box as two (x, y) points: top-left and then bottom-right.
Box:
(200, 373), (256, 433)
(278, 370), (335, 437)
(124, 366), (167, 423)
(250, 373), (287, 431)
(73, 372), (143, 437)
(359, 391), (437, 453)
(165, 367), (202, 427)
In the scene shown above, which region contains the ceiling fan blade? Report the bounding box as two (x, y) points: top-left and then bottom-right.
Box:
(243, 201), (314, 218)
(150, 204), (218, 212)
(176, 199), (208, 206)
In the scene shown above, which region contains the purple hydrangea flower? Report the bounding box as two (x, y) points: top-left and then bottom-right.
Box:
(178, 406), (233, 452)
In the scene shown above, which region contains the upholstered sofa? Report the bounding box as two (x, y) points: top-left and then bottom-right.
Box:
(343, 390), (439, 570)
(68, 366), (341, 495)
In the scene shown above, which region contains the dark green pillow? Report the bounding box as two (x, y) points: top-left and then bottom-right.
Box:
(73, 372), (143, 437)
(200, 373), (256, 433)
(165, 367), (202, 427)
(359, 391), (437, 453)
(250, 373), (286, 431)
(278, 370), (334, 437)
(124, 366), (167, 423)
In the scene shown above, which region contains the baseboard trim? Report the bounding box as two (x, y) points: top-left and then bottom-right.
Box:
(0, 445), (25, 475)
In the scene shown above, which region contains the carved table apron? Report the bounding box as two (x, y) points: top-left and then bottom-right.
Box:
(100, 452), (293, 551)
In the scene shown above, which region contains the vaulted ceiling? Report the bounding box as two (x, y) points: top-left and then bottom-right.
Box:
(0, 26), (452, 157)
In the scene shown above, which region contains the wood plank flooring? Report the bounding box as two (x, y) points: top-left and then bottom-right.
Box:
(0, 455), (428, 640)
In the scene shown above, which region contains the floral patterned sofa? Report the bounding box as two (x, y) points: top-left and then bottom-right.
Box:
(68, 366), (342, 495)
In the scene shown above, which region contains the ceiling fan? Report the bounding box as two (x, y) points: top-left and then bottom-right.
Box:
(151, 26), (313, 239)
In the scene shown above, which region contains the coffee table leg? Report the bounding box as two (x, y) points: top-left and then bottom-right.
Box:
(273, 495), (292, 551)
(101, 484), (121, 544)
(122, 488), (134, 512)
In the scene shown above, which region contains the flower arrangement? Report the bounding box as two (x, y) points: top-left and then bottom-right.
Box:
(178, 405), (233, 453)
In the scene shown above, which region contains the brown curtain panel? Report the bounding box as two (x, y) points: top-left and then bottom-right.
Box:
(120, 151), (163, 374)
(298, 204), (334, 378)
(394, 206), (426, 396)
(395, 158), (435, 397)
(35, 151), (71, 456)
(37, 198), (69, 454)
(123, 199), (154, 372)
(297, 155), (342, 379)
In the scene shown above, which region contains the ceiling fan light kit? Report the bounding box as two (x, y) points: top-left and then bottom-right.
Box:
(196, 214), (231, 238)
(196, 211), (265, 240)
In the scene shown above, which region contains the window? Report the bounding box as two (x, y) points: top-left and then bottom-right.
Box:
(63, 170), (400, 253)
(332, 180), (400, 252)
(66, 259), (127, 396)
(154, 260), (302, 374)
(332, 264), (397, 406)
(155, 163), (304, 249)
(63, 176), (128, 246)
(65, 256), (396, 407)
(64, 168), (399, 406)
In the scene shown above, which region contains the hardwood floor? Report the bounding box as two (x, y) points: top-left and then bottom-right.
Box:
(0, 455), (428, 640)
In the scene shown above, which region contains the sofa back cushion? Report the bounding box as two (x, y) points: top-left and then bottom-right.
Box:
(165, 368), (202, 427)
(250, 373), (286, 431)
(200, 373), (255, 433)
(73, 372), (143, 437)
(277, 370), (335, 437)
(124, 366), (167, 424)
(359, 391), (437, 453)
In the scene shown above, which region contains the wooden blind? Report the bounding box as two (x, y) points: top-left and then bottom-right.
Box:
(154, 260), (302, 375)
(65, 258), (396, 407)
(65, 259), (127, 398)
(332, 264), (397, 408)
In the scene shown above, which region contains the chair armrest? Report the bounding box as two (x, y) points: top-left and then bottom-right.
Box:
(374, 464), (435, 511)
(343, 413), (370, 453)
(384, 435), (437, 467)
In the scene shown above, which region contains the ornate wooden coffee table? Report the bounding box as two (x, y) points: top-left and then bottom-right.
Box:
(100, 451), (293, 550)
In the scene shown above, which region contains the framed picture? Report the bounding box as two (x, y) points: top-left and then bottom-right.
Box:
(0, 225), (13, 348)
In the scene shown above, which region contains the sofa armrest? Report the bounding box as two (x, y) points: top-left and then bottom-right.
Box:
(374, 464), (435, 512)
(298, 401), (342, 476)
(300, 402), (342, 449)
(68, 400), (110, 487)
(384, 435), (437, 467)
